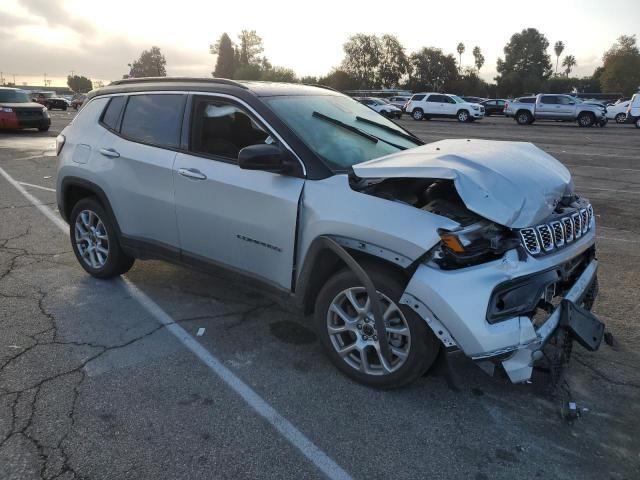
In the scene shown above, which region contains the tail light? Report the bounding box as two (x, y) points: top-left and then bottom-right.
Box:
(55, 134), (66, 156)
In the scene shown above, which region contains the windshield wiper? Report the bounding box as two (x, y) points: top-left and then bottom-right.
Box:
(355, 116), (423, 144)
(312, 111), (406, 150)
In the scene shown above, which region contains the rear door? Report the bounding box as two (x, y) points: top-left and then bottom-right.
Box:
(98, 93), (185, 251)
(424, 94), (443, 116)
(536, 95), (558, 119)
(173, 94), (305, 290)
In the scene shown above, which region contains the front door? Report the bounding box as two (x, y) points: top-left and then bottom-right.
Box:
(173, 95), (305, 290)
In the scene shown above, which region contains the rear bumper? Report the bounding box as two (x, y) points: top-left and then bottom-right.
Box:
(0, 111), (50, 130)
(400, 229), (599, 383)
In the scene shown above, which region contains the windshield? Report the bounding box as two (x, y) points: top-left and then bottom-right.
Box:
(450, 95), (465, 103)
(0, 90), (31, 103)
(264, 95), (421, 170)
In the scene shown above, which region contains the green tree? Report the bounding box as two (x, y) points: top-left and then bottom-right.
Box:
(300, 75), (319, 84)
(554, 41), (565, 75)
(260, 66), (298, 82)
(496, 28), (552, 96)
(211, 33), (237, 78)
(237, 30), (264, 66)
(67, 75), (93, 93)
(449, 67), (489, 96)
(377, 34), (409, 88)
(472, 46), (484, 72)
(127, 46), (167, 78)
(341, 34), (382, 88)
(562, 55), (577, 77)
(407, 47), (458, 92)
(456, 42), (465, 71)
(233, 64), (263, 80)
(600, 35), (640, 96)
(318, 69), (359, 91)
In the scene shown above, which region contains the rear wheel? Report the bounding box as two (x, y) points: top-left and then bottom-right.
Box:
(412, 108), (424, 121)
(457, 109), (470, 122)
(615, 113), (626, 123)
(578, 112), (595, 127)
(516, 110), (532, 125)
(635, 118), (640, 129)
(314, 265), (440, 389)
(62, 105), (68, 111)
(69, 197), (134, 278)
(38, 125), (49, 132)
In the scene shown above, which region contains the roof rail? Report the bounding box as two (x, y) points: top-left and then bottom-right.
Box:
(109, 77), (248, 89)
(307, 84), (341, 93)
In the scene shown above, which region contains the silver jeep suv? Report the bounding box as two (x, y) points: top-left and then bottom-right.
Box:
(56, 78), (603, 388)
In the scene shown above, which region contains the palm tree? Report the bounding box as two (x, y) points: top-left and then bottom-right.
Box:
(456, 43), (465, 71)
(472, 46), (485, 73)
(554, 41), (565, 75)
(562, 55), (577, 77)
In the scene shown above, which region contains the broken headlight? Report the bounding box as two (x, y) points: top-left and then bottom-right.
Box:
(432, 222), (521, 269)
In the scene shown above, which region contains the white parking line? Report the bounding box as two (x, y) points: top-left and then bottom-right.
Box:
(18, 181), (56, 192)
(564, 164), (640, 173)
(0, 165), (352, 480)
(547, 150), (639, 160)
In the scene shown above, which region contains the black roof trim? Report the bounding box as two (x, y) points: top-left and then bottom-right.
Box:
(109, 77), (248, 89)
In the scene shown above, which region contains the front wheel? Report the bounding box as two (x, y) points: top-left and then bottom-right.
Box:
(457, 110), (470, 122)
(615, 113), (627, 123)
(69, 197), (134, 278)
(635, 118), (640, 129)
(578, 112), (595, 127)
(412, 108), (424, 121)
(314, 265), (440, 389)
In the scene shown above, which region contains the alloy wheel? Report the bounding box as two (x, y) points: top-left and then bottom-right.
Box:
(326, 287), (411, 375)
(458, 111), (469, 122)
(74, 210), (109, 269)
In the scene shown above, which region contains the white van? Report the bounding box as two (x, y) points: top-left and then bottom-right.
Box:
(627, 94), (640, 128)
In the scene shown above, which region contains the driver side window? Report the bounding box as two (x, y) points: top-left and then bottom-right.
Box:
(190, 97), (272, 162)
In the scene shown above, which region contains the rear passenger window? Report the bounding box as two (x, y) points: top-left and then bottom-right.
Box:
(101, 96), (125, 131)
(540, 96), (557, 104)
(190, 98), (270, 161)
(120, 94), (185, 148)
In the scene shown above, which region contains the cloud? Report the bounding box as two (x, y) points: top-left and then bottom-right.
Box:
(17, 0), (96, 36)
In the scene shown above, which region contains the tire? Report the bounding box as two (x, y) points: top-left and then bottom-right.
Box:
(577, 112), (595, 127)
(635, 118), (640, 129)
(62, 105), (68, 111)
(69, 197), (134, 278)
(516, 110), (532, 125)
(457, 110), (470, 122)
(314, 264), (440, 389)
(412, 108), (424, 121)
(615, 113), (626, 123)
(38, 125), (49, 132)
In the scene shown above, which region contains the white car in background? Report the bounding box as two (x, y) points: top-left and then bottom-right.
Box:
(606, 100), (629, 123)
(405, 93), (485, 122)
(626, 94), (640, 128)
(356, 97), (403, 119)
(387, 96), (411, 111)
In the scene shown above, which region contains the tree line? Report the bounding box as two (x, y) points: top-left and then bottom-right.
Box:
(121, 30), (640, 97)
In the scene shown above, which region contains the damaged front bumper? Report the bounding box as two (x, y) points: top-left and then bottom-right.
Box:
(400, 230), (602, 383)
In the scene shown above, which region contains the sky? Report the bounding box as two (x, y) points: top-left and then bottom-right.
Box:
(0, 0), (639, 88)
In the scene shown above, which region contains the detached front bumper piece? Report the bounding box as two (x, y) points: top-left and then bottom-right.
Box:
(401, 230), (601, 383)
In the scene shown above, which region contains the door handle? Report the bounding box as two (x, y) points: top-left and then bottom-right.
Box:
(178, 168), (207, 180)
(99, 147), (120, 158)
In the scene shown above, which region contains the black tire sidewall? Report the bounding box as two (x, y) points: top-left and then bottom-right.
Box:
(313, 266), (440, 389)
(516, 111), (531, 125)
(457, 110), (469, 122)
(412, 109), (423, 120)
(69, 197), (133, 278)
(615, 113), (626, 123)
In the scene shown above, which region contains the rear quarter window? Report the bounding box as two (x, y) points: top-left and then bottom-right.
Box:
(411, 94), (425, 101)
(120, 94), (185, 148)
(100, 96), (126, 131)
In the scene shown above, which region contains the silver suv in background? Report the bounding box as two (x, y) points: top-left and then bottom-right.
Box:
(505, 94), (607, 127)
(56, 78), (603, 389)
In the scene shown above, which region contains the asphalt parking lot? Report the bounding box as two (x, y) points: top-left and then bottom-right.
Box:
(1, 110), (639, 479)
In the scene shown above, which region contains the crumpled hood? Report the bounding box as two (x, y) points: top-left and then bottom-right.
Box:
(352, 139), (574, 228)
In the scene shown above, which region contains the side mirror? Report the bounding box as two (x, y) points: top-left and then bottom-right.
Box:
(238, 144), (296, 174)
(568, 102), (575, 105)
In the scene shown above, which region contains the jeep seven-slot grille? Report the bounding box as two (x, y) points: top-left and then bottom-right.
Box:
(518, 204), (593, 256)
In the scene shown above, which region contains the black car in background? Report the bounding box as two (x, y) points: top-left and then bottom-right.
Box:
(33, 91), (69, 110)
(0, 87), (51, 131)
(480, 99), (507, 116)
